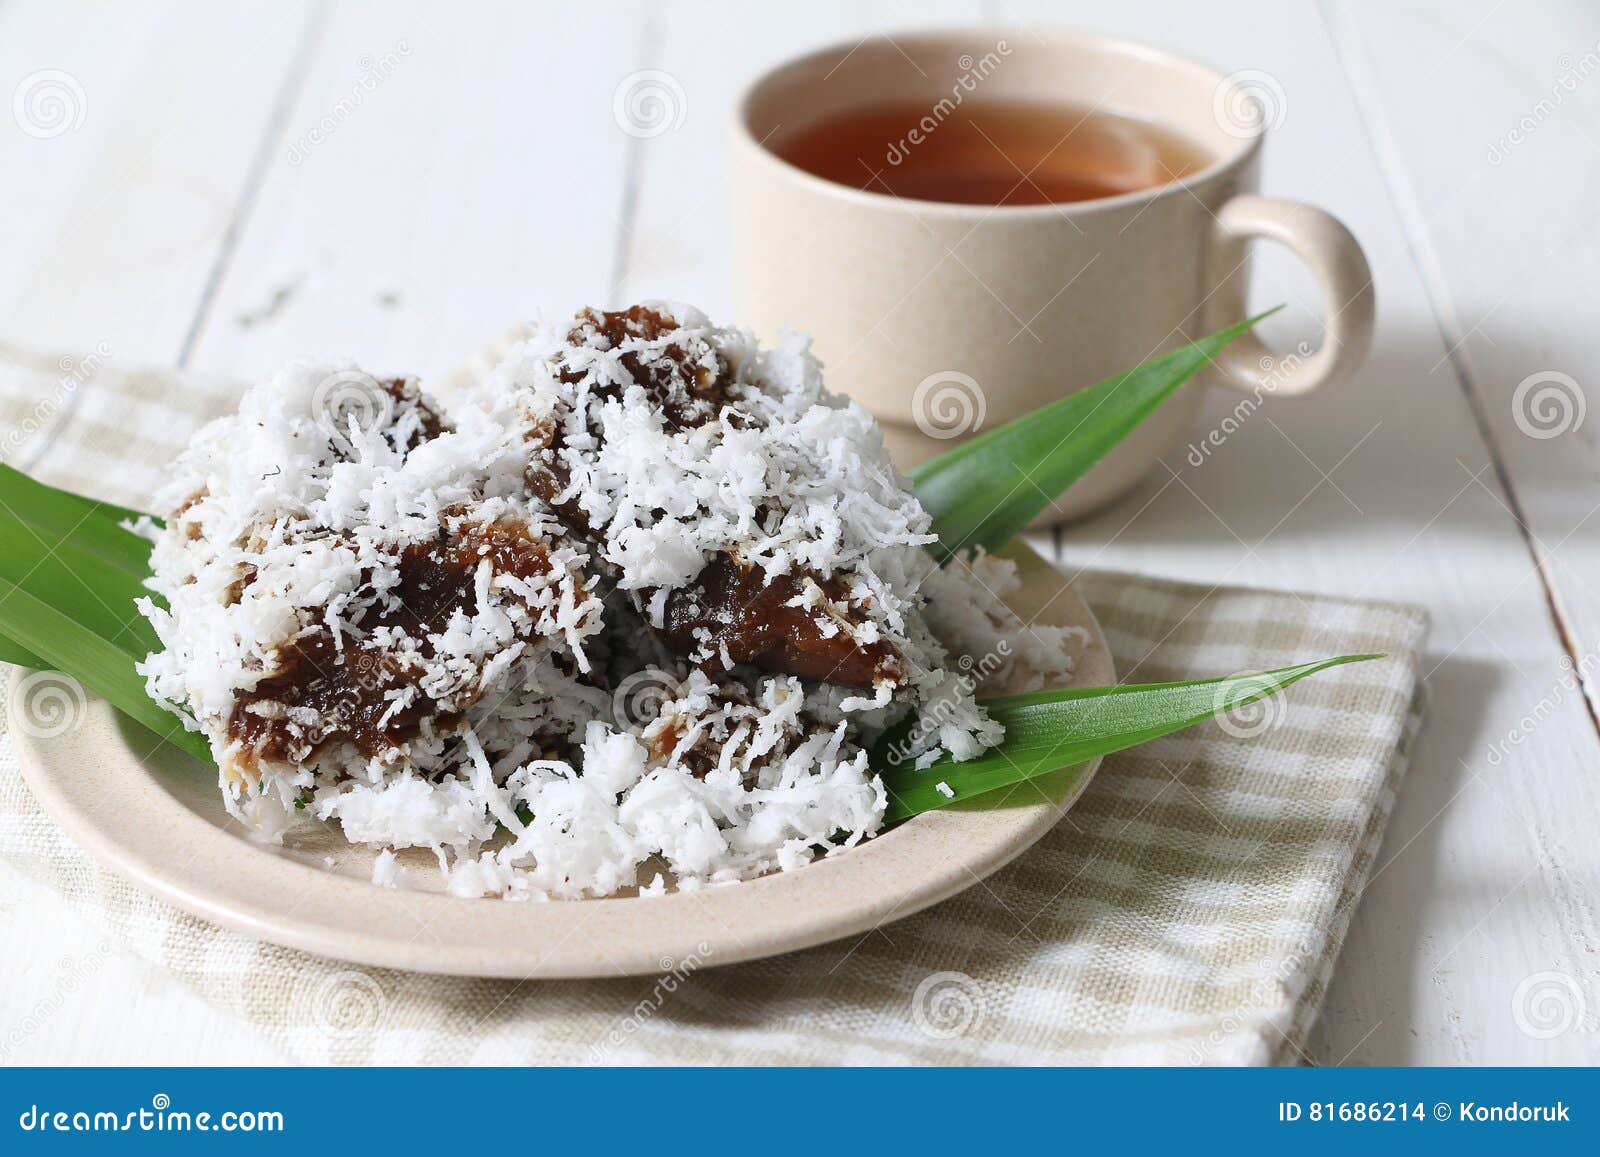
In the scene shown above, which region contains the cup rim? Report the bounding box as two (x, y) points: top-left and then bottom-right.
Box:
(732, 26), (1263, 218)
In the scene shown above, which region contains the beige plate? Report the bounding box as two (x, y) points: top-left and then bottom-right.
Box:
(11, 541), (1111, 978)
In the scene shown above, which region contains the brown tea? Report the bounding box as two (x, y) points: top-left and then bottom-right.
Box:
(772, 99), (1211, 206)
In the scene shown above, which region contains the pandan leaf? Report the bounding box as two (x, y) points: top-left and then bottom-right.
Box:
(0, 463), (156, 577)
(910, 310), (1280, 560)
(0, 575), (210, 762)
(877, 654), (1381, 822)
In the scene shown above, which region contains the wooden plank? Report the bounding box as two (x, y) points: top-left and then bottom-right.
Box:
(0, 0), (307, 1063)
(981, 0), (1600, 1063)
(618, 0), (986, 316)
(0, 0), (315, 362)
(183, 0), (649, 382)
(1320, 0), (1600, 1065)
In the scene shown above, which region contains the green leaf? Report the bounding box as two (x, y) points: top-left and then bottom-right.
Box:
(0, 575), (211, 763)
(0, 468), (159, 667)
(0, 464), (156, 578)
(0, 634), (45, 669)
(0, 514), (160, 656)
(0, 462), (153, 526)
(909, 310), (1280, 561)
(876, 653), (1381, 823)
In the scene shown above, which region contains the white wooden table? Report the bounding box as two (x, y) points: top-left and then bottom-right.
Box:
(3, 0), (1598, 1065)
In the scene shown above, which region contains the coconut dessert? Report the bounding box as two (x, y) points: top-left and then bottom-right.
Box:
(137, 303), (1083, 899)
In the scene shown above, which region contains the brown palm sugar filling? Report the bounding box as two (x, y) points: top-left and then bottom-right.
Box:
(227, 522), (555, 764)
(644, 683), (750, 778)
(569, 304), (735, 431)
(657, 556), (903, 688)
(534, 305), (906, 690)
(382, 378), (449, 446)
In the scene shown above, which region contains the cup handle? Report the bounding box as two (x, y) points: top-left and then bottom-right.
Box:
(1202, 194), (1375, 396)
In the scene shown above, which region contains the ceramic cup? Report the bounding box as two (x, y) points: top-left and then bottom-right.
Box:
(730, 29), (1374, 520)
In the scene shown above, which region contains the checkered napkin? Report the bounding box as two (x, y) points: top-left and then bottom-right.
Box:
(0, 347), (1427, 1065)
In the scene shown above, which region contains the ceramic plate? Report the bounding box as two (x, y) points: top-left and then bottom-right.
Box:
(11, 540), (1112, 978)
